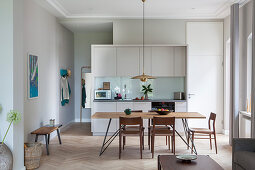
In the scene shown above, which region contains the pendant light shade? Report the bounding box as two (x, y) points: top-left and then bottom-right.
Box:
(131, 0), (156, 82)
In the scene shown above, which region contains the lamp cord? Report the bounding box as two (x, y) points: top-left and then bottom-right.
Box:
(142, 0), (145, 74)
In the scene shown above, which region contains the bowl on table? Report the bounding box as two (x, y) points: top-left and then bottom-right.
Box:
(155, 111), (171, 115)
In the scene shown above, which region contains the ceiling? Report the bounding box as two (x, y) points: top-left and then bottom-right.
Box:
(35, 0), (249, 32)
(37, 0), (249, 19)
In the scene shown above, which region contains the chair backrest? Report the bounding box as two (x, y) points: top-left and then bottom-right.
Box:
(119, 117), (143, 126)
(152, 117), (175, 129)
(131, 110), (143, 112)
(208, 112), (216, 131)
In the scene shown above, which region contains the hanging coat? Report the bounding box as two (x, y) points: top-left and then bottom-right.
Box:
(82, 84), (86, 108)
(61, 76), (71, 106)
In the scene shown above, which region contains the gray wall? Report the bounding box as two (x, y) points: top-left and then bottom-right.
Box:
(23, 0), (74, 142)
(74, 32), (113, 121)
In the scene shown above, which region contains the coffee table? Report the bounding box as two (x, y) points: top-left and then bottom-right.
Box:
(158, 155), (223, 170)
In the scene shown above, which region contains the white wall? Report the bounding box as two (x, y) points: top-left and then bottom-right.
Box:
(0, 0), (25, 169)
(74, 32), (113, 122)
(23, 0), (74, 142)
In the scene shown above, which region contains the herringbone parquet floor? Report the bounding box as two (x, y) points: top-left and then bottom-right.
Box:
(38, 123), (232, 170)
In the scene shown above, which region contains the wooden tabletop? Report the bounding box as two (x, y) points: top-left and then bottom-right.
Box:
(91, 112), (206, 119)
(31, 127), (58, 135)
(158, 155), (223, 170)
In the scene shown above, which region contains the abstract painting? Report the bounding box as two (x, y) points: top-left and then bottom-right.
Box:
(28, 54), (39, 99)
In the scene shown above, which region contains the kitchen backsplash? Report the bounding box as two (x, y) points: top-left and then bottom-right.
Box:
(94, 77), (185, 99)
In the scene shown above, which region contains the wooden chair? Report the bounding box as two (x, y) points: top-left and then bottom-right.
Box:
(151, 117), (175, 158)
(189, 112), (218, 154)
(119, 117), (144, 159)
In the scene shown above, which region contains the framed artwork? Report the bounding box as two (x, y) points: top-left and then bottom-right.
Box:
(28, 54), (39, 99)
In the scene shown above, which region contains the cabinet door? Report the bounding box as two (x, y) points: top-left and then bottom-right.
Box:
(93, 47), (116, 77)
(174, 47), (186, 77)
(175, 102), (187, 132)
(92, 102), (117, 134)
(139, 47), (152, 75)
(152, 47), (174, 77)
(117, 47), (140, 77)
(117, 102), (134, 112)
(133, 102), (151, 132)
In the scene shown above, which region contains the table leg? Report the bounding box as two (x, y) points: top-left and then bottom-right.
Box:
(35, 134), (38, 142)
(45, 135), (49, 155)
(182, 119), (197, 155)
(48, 134), (50, 144)
(158, 155), (161, 170)
(57, 128), (62, 144)
(99, 118), (120, 156)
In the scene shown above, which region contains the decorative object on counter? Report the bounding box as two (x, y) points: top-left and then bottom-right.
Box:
(49, 119), (55, 126)
(174, 92), (185, 100)
(60, 69), (71, 106)
(131, 0), (156, 82)
(24, 143), (43, 170)
(28, 54), (39, 99)
(0, 110), (21, 170)
(142, 84), (153, 100)
(103, 82), (110, 90)
(124, 108), (132, 115)
(114, 93), (122, 100)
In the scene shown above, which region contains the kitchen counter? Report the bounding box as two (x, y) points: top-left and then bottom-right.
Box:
(93, 99), (186, 103)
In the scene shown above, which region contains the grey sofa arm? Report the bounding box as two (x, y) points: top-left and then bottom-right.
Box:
(233, 138), (255, 153)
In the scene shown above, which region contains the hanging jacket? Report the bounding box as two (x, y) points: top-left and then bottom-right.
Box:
(61, 76), (71, 106)
(82, 84), (86, 108)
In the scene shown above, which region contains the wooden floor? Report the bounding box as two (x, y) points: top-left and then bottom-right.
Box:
(39, 123), (232, 170)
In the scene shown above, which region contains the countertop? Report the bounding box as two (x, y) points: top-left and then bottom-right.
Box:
(93, 99), (186, 103)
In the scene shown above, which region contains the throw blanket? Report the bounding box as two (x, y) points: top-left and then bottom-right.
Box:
(61, 77), (71, 106)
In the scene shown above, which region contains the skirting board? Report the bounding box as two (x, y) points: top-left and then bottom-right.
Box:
(75, 118), (91, 122)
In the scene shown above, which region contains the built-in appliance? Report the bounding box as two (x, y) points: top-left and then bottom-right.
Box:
(151, 102), (175, 112)
(95, 90), (111, 100)
(174, 92), (185, 100)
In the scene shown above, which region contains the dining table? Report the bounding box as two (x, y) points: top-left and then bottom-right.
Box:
(91, 112), (206, 156)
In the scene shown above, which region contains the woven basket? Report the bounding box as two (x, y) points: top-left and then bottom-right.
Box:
(24, 143), (43, 170)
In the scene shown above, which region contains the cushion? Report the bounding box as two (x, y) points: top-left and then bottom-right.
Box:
(234, 151), (255, 170)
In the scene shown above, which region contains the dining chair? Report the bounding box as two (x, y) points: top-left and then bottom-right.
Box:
(189, 112), (217, 154)
(151, 117), (175, 158)
(119, 116), (144, 159)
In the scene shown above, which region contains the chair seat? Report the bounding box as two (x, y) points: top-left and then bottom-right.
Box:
(122, 126), (144, 135)
(151, 126), (173, 136)
(190, 128), (213, 134)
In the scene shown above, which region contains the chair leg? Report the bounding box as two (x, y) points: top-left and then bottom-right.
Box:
(140, 133), (143, 159)
(152, 135), (155, 158)
(191, 132), (194, 154)
(173, 135), (175, 155)
(119, 132), (122, 159)
(187, 132), (190, 150)
(123, 136), (125, 150)
(148, 127), (151, 150)
(209, 134), (212, 150)
(166, 136), (167, 145)
(168, 136), (170, 150)
(143, 131), (145, 150)
(214, 132), (218, 154)
(171, 136), (174, 153)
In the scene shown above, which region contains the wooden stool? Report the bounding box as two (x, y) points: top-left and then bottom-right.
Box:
(31, 124), (62, 155)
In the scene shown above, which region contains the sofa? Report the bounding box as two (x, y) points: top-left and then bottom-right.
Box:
(233, 138), (255, 170)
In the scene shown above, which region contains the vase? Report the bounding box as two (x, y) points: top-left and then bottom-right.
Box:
(145, 93), (149, 100)
(0, 143), (13, 170)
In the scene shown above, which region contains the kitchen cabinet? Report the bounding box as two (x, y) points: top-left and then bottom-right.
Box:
(116, 47), (140, 77)
(93, 47), (116, 77)
(151, 47), (174, 77)
(139, 47), (152, 75)
(92, 102), (117, 134)
(174, 47), (186, 77)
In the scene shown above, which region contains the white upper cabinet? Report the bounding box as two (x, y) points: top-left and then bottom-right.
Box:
(93, 47), (116, 77)
(174, 47), (186, 77)
(116, 47), (140, 77)
(151, 47), (174, 77)
(139, 47), (152, 75)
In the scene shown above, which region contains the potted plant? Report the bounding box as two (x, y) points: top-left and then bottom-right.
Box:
(142, 84), (153, 100)
(0, 110), (21, 170)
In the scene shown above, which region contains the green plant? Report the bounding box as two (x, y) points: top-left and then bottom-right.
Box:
(142, 84), (153, 95)
(2, 110), (21, 144)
